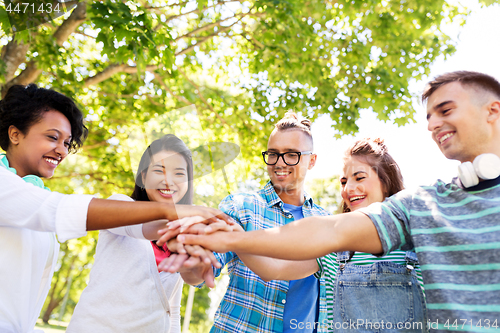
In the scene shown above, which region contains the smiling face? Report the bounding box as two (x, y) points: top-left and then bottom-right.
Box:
(266, 129), (316, 200)
(340, 156), (385, 211)
(142, 150), (189, 204)
(7, 110), (71, 178)
(426, 82), (494, 163)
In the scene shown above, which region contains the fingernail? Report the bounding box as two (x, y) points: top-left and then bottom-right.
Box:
(178, 235), (185, 242)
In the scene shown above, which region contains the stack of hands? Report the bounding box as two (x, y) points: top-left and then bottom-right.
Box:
(155, 215), (241, 287)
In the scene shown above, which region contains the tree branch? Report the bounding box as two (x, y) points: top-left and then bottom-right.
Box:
(162, 0), (246, 23)
(174, 11), (253, 41)
(53, 1), (87, 46)
(146, 0), (191, 9)
(0, 38), (31, 82)
(84, 64), (158, 87)
(1, 2), (88, 97)
(122, 65), (158, 74)
(147, 94), (164, 107)
(177, 68), (232, 129)
(240, 22), (265, 49)
(175, 13), (248, 56)
(2, 61), (42, 90)
(74, 30), (96, 39)
(153, 73), (191, 105)
(84, 64), (126, 86)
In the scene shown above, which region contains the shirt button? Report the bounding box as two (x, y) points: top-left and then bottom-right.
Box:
(282, 299), (286, 304)
(286, 214), (292, 218)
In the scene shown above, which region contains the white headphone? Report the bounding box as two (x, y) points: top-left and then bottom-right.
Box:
(458, 153), (500, 188)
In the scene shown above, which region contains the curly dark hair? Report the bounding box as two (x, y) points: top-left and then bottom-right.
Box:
(0, 84), (88, 153)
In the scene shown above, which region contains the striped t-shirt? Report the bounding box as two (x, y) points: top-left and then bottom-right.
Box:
(359, 177), (500, 333)
(317, 250), (425, 326)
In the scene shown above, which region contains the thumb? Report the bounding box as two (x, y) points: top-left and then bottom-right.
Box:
(203, 268), (215, 288)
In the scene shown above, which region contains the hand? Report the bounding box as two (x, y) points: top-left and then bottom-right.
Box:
(156, 218), (235, 246)
(156, 216), (205, 245)
(167, 214), (236, 233)
(166, 237), (221, 268)
(162, 244), (220, 269)
(177, 231), (236, 253)
(172, 205), (235, 225)
(158, 253), (217, 288)
(166, 237), (186, 254)
(206, 222), (244, 234)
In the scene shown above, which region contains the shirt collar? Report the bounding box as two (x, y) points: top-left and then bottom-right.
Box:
(453, 175), (500, 191)
(262, 180), (314, 208)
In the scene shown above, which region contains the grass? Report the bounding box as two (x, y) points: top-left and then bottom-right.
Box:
(35, 319), (67, 332)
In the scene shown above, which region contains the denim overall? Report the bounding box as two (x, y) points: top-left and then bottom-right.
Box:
(331, 251), (428, 332)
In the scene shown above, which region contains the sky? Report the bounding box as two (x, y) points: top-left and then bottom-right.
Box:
(308, 0), (500, 189)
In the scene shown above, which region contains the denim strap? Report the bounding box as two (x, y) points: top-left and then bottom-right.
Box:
(336, 251), (354, 263)
(404, 251), (419, 267)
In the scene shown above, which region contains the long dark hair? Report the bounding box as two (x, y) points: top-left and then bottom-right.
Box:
(131, 134), (194, 204)
(131, 134), (194, 253)
(340, 138), (404, 213)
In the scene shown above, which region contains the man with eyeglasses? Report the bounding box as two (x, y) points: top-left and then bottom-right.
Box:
(174, 112), (330, 333)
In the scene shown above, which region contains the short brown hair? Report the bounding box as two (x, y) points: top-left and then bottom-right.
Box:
(422, 71), (500, 103)
(340, 138), (404, 213)
(274, 111), (313, 147)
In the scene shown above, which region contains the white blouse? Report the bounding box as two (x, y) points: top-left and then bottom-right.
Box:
(67, 194), (183, 333)
(0, 165), (93, 333)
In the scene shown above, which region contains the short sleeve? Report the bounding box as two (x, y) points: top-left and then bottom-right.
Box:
(358, 189), (415, 255)
(314, 257), (324, 279)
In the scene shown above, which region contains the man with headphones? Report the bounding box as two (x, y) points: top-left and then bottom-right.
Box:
(178, 71), (500, 332)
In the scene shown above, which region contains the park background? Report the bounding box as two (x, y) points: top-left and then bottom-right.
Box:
(0, 0), (499, 331)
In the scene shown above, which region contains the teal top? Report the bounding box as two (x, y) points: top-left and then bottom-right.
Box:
(0, 153), (48, 190)
(360, 177), (500, 332)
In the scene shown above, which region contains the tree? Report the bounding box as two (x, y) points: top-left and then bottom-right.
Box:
(0, 0), (468, 324)
(41, 232), (98, 323)
(306, 176), (343, 214)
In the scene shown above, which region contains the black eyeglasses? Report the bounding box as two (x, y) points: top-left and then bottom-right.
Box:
(262, 151), (313, 166)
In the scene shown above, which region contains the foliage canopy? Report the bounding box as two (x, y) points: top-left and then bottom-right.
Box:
(0, 0), (468, 326)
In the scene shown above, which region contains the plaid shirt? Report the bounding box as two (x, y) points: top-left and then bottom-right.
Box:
(210, 181), (330, 333)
